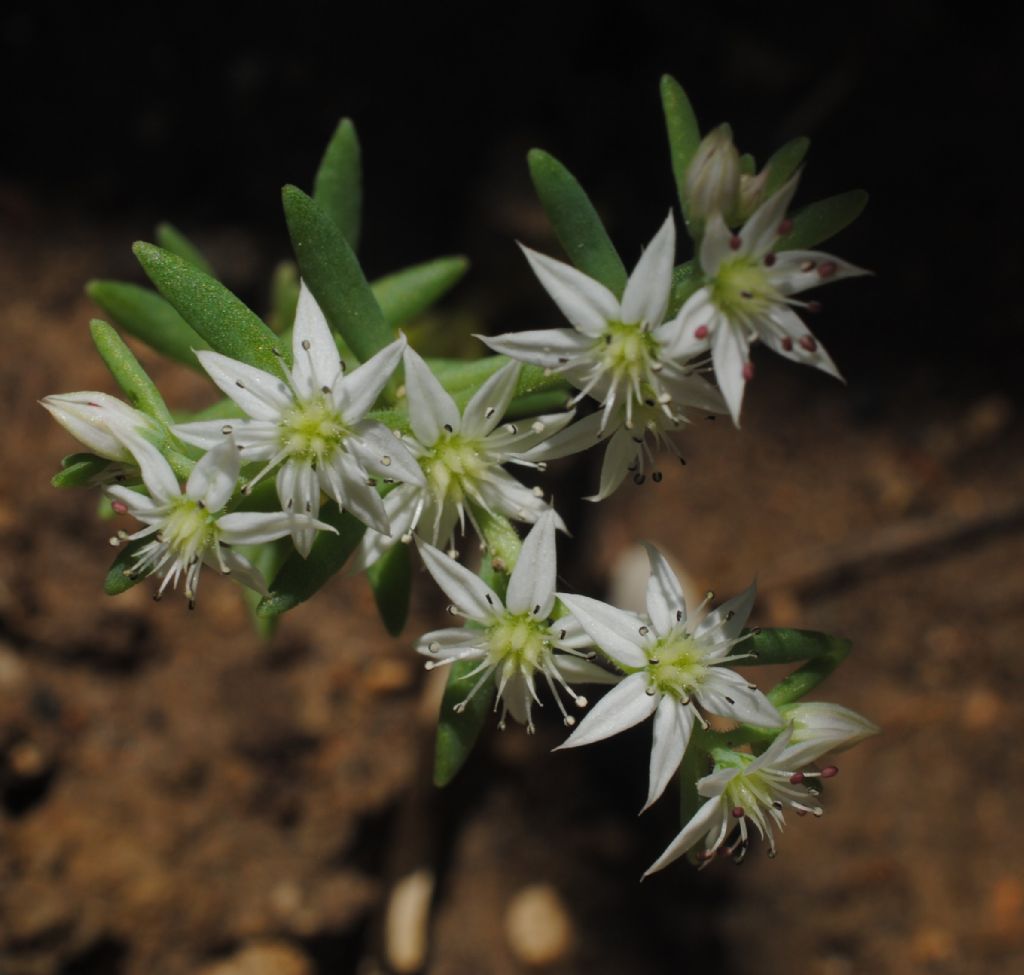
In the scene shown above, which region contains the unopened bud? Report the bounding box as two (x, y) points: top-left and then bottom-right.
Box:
(777, 701), (880, 767)
(685, 124), (741, 223)
(737, 170), (770, 222)
(41, 392), (156, 462)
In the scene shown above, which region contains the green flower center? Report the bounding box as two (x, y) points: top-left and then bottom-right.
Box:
(162, 498), (219, 555)
(597, 321), (661, 381)
(423, 433), (488, 503)
(486, 613), (552, 673)
(710, 258), (777, 319)
(278, 394), (349, 463)
(647, 633), (709, 698)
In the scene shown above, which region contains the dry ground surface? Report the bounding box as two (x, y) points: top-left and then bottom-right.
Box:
(2, 206), (1022, 974)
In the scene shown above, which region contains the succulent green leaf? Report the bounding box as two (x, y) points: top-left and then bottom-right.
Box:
(89, 319), (175, 427)
(238, 539), (288, 639)
(666, 261), (701, 316)
(434, 658), (494, 787)
(745, 627), (851, 665)
(155, 222), (216, 276)
(762, 137), (810, 196)
(661, 74), (702, 218)
(677, 727), (712, 829)
(52, 453), (113, 488)
(133, 243), (285, 374)
(267, 260), (300, 334)
(282, 185), (392, 364)
(257, 503), (366, 617)
(104, 538), (149, 595)
(739, 152), (756, 176)
(366, 543), (412, 637)
(762, 631), (851, 707)
(504, 387), (571, 419)
(527, 149), (628, 296)
(371, 256), (469, 327)
(87, 280), (210, 371)
(313, 118), (362, 250)
(775, 190), (868, 251)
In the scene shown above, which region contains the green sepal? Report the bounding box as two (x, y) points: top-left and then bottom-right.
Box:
(775, 190), (868, 251)
(267, 260), (300, 334)
(527, 149), (628, 296)
(371, 256), (469, 327)
(87, 280), (210, 371)
(104, 538), (149, 595)
(313, 117), (362, 250)
(433, 657), (494, 787)
(52, 453), (113, 488)
(282, 185), (393, 365)
(739, 152), (756, 176)
(366, 543), (412, 637)
(661, 74), (702, 225)
(90, 319), (175, 427)
(155, 222), (216, 276)
(666, 261), (701, 316)
(133, 243), (286, 374)
(257, 503), (366, 617)
(762, 137), (810, 197)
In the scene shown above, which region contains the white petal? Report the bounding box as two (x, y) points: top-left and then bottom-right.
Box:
(505, 508), (558, 617)
(642, 796), (724, 878)
(185, 437), (240, 511)
(698, 668), (782, 728)
(461, 361), (521, 439)
(106, 484), (161, 519)
(416, 538), (502, 623)
(552, 655), (620, 685)
(695, 580), (756, 644)
(740, 174), (800, 257)
(501, 672), (531, 726)
(621, 212), (675, 327)
(521, 245), (619, 337)
(476, 470), (564, 530)
(349, 420), (426, 486)
(777, 701), (880, 767)
(759, 306), (842, 381)
(334, 336), (406, 421)
(41, 392), (151, 461)
(116, 430), (180, 504)
(415, 626), (482, 658)
(551, 613), (594, 650)
(218, 510), (332, 546)
(173, 418), (274, 453)
(276, 458), (322, 557)
(400, 346), (460, 445)
(213, 546), (270, 596)
(698, 213), (733, 276)
(349, 485), (421, 573)
(555, 672), (657, 749)
(654, 288), (715, 360)
(196, 350), (292, 421)
(642, 543), (687, 635)
(710, 320), (749, 427)
(769, 249), (871, 297)
(744, 723), (796, 775)
(586, 425), (636, 502)
(657, 364), (728, 415)
(291, 281), (342, 398)
(480, 328), (597, 370)
(556, 594), (648, 668)
(325, 451), (389, 534)
(519, 411), (609, 463)
(488, 409), (576, 457)
(644, 696), (695, 812)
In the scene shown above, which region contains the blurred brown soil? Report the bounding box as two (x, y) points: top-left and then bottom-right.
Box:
(2, 206), (1023, 974)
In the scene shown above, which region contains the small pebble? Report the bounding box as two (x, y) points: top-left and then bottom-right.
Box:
(504, 883), (574, 967)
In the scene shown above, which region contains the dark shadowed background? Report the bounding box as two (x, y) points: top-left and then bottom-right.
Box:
(1, 5), (1022, 975)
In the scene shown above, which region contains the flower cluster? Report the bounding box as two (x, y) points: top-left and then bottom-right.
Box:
(43, 77), (877, 882)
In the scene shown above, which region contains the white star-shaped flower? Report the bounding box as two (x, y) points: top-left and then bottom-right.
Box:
(174, 283), (424, 556)
(643, 723), (843, 876)
(414, 509), (617, 732)
(776, 701), (879, 769)
(674, 175), (869, 424)
(107, 431), (334, 607)
(353, 348), (572, 569)
(556, 545), (782, 812)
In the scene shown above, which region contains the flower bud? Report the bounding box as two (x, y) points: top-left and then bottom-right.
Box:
(41, 392), (155, 462)
(737, 170), (770, 223)
(685, 124), (741, 223)
(777, 701), (880, 767)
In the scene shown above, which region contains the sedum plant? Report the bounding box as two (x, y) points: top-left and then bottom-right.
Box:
(43, 78), (877, 876)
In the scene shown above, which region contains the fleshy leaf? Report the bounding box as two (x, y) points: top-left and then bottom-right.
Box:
(267, 260), (300, 334)
(762, 137), (810, 197)
(89, 320), (175, 427)
(133, 243), (285, 374)
(371, 256), (469, 327)
(257, 503), (366, 616)
(775, 190), (868, 251)
(313, 118), (362, 250)
(366, 542), (412, 637)
(282, 185), (392, 364)
(237, 539), (288, 639)
(87, 280), (210, 371)
(666, 260), (701, 317)
(51, 453), (113, 488)
(527, 149), (628, 297)
(155, 222), (216, 276)
(433, 657), (494, 787)
(739, 152), (756, 176)
(104, 538), (149, 595)
(661, 74), (702, 222)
